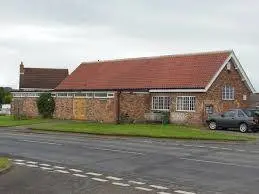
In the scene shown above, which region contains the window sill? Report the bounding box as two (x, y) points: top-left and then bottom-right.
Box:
(151, 109), (170, 112)
(176, 110), (196, 113)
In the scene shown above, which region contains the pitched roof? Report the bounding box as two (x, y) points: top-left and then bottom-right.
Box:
(55, 51), (232, 91)
(20, 67), (69, 89)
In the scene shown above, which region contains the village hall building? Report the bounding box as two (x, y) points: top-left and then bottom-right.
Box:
(11, 50), (255, 124)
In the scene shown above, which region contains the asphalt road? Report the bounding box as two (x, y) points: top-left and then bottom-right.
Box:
(1, 128), (259, 194)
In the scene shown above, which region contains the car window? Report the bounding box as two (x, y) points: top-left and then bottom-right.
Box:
(224, 110), (236, 117)
(243, 109), (255, 117)
(238, 110), (245, 117)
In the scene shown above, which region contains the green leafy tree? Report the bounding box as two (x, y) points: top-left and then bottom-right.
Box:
(0, 87), (4, 105)
(37, 93), (55, 118)
(4, 94), (12, 104)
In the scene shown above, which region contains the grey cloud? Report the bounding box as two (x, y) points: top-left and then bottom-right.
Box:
(0, 0), (259, 90)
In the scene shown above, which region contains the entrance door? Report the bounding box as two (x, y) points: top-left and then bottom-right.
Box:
(73, 98), (86, 120)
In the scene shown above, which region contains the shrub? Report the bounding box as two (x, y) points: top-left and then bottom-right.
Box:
(37, 93), (55, 118)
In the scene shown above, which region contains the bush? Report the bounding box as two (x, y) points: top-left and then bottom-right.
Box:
(37, 93), (55, 118)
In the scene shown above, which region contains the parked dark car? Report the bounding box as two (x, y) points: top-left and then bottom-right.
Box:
(206, 109), (259, 133)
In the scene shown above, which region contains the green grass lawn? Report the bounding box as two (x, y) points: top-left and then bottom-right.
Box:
(26, 120), (255, 141)
(0, 116), (49, 127)
(0, 116), (254, 141)
(0, 157), (11, 171)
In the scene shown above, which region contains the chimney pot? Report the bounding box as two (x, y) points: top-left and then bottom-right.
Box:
(20, 61), (24, 74)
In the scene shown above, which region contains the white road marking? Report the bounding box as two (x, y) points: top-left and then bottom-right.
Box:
(70, 169), (83, 173)
(150, 185), (168, 190)
(54, 170), (70, 174)
(73, 174), (87, 178)
(40, 167), (53, 171)
(106, 176), (123, 181)
(88, 146), (144, 155)
(54, 166), (66, 169)
(91, 178), (109, 182)
(39, 163), (51, 167)
(210, 146), (219, 149)
(182, 144), (193, 147)
(181, 157), (257, 169)
(236, 149), (245, 152)
(86, 172), (102, 176)
(21, 139), (62, 145)
(196, 145), (205, 148)
(26, 164), (38, 168)
(14, 159), (24, 162)
(128, 180), (146, 185)
(112, 182), (130, 187)
(14, 162), (26, 165)
(135, 187), (153, 191)
(158, 192), (172, 194)
(250, 150), (259, 154)
(26, 161), (38, 164)
(175, 190), (196, 194)
(221, 148), (232, 151)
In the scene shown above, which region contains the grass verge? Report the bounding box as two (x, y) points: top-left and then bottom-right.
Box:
(0, 116), (49, 127)
(0, 157), (11, 172)
(25, 120), (255, 141)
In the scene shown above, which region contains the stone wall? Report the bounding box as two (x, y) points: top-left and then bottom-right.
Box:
(54, 98), (73, 120)
(85, 98), (115, 123)
(11, 98), (39, 117)
(119, 92), (151, 122)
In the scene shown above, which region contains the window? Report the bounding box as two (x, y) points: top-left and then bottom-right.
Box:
(57, 93), (68, 97)
(223, 110), (236, 118)
(238, 110), (245, 117)
(176, 96), (196, 112)
(222, 85), (235, 100)
(94, 92), (108, 98)
(74, 93), (86, 97)
(152, 96), (170, 111)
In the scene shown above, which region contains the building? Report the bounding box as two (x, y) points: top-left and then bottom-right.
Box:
(11, 62), (68, 117)
(11, 50), (255, 124)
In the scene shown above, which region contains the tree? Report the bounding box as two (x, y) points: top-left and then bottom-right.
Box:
(0, 87), (4, 105)
(37, 93), (55, 118)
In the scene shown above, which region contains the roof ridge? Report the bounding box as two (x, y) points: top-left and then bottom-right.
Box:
(81, 49), (233, 65)
(25, 67), (68, 71)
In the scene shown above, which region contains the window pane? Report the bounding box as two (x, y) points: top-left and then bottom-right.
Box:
(94, 93), (108, 98)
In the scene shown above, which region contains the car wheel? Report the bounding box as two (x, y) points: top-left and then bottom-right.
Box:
(208, 121), (217, 130)
(239, 123), (248, 133)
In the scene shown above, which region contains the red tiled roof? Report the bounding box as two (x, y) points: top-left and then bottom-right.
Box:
(55, 51), (231, 91)
(20, 68), (69, 89)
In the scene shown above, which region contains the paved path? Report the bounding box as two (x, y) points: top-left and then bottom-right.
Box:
(1, 128), (259, 194)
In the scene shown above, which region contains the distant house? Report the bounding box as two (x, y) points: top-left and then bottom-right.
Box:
(11, 50), (255, 124)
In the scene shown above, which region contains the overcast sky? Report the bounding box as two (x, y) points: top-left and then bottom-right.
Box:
(1, 0), (259, 90)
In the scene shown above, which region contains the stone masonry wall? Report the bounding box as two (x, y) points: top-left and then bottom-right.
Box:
(54, 98), (73, 120)
(119, 92), (151, 122)
(11, 98), (39, 117)
(85, 98), (115, 123)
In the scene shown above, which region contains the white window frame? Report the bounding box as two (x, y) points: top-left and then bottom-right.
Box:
(176, 96), (196, 112)
(222, 85), (235, 100)
(151, 96), (170, 111)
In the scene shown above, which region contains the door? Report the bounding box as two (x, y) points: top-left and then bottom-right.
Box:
(219, 110), (237, 128)
(73, 98), (86, 120)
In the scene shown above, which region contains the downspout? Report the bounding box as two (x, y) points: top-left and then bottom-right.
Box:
(115, 90), (121, 124)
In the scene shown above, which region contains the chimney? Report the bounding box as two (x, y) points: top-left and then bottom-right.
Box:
(19, 61), (24, 89)
(20, 61), (24, 74)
